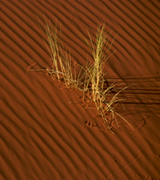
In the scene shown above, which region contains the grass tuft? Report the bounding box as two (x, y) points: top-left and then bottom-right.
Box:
(30, 17), (134, 133)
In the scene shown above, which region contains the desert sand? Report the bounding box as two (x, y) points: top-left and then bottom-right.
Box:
(1, 0), (160, 179)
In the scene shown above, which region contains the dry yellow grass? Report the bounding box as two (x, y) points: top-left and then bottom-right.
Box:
(31, 17), (134, 132)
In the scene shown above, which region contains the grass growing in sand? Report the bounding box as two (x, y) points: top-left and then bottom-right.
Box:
(30, 18), (134, 133)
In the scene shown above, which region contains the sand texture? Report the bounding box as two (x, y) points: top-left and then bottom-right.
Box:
(1, 0), (160, 179)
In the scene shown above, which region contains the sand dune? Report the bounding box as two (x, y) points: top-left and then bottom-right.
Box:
(1, 0), (160, 179)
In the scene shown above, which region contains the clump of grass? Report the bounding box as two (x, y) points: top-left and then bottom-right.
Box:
(39, 18), (73, 86)
(81, 24), (134, 131)
(82, 24), (115, 102)
(31, 17), (134, 132)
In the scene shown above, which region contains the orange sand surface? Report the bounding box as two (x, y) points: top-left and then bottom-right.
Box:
(1, 0), (160, 179)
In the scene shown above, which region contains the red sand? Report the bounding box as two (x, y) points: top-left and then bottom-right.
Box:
(1, 0), (160, 179)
